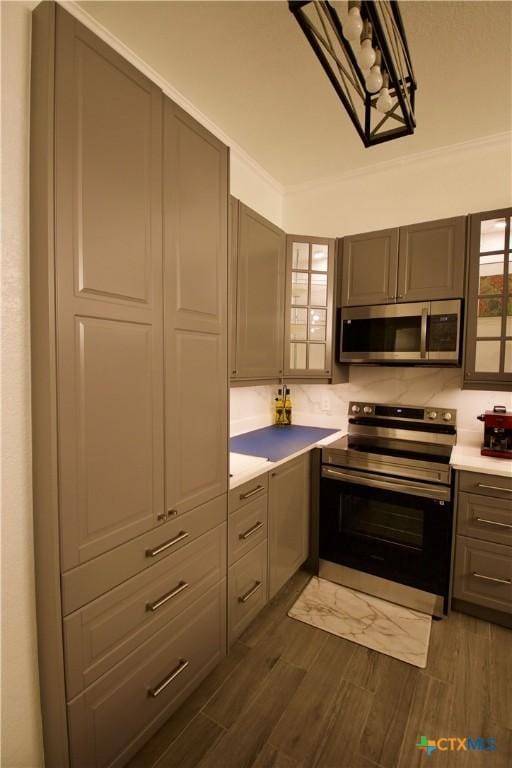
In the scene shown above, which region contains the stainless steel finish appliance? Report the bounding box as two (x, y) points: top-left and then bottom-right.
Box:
(340, 299), (462, 364)
(319, 402), (457, 617)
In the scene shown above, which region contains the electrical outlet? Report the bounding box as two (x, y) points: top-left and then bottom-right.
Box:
(321, 396), (330, 412)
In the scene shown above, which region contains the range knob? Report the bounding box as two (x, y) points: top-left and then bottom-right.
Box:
(363, 406), (373, 414)
(427, 410), (438, 419)
(351, 404), (361, 414)
(443, 412), (452, 422)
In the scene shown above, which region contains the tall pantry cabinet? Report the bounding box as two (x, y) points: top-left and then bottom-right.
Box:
(30, 5), (228, 767)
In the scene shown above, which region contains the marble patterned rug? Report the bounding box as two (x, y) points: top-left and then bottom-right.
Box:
(288, 576), (432, 668)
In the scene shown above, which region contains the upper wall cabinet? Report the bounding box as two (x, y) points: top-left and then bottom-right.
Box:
(231, 201), (286, 380)
(342, 217), (466, 307)
(284, 235), (335, 378)
(464, 207), (512, 390)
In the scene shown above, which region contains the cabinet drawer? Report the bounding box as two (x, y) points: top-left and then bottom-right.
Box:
(457, 492), (512, 546)
(228, 540), (268, 643)
(62, 494), (227, 615)
(453, 535), (512, 614)
(67, 581), (226, 768)
(63, 524), (226, 700)
(458, 471), (512, 499)
(229, 495), (268, 565)
(229, 473), (268, 514)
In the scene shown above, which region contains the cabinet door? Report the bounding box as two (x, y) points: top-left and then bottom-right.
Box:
(269, 455), (310, 599)
(229, 196), (239, 378)
(164, 100), (228, 515)
(54, 9), (164, 571)
(341, 228), (398, 307)
(397, 217), (466, 302)
(235, 204), (286, 378)
(284, 236), (335, 378)
(464, 207), (512, 390)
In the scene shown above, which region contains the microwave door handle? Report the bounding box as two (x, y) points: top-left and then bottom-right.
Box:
(420, 307), (428, 359)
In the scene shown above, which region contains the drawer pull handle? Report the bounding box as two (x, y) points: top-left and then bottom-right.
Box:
(477, 483), (512, 494)
(148, 659), (190, 698)
(239, 580), (263, 604)
(239, 521), (264, 540)
(146, 531), (189, 558)
(475, 517), (512, 530)
(472, 572), (511, 586)
(146, 581), (189, 612)
(240, 485), (265, 501)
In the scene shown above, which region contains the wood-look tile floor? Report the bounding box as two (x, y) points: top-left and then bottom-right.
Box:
(127, 572), (512, 768)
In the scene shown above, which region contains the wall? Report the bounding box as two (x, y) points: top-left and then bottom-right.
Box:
(1, 2), (44, 767)
(230, 386), (274, 437)
(283, 133), (512, 237)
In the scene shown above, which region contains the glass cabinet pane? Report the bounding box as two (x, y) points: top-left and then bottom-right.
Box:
(310, 273), (327, 306)
(309, 309), (326, 341)
(507, 297), (512, 335)
(311, 244), (328, 272)
(291, 272), (308, 305)
(290, 342), (307, 369)
(480, 219), (506, 252)
(290, 308), (307, 340)
(505, 341), (512, 372)
(292, 242), (309, 270)
(479, 254), (504, 294)
(308, 344), (326, 369)
(477, 298), (503, 337)
(475, 340), (501, 372)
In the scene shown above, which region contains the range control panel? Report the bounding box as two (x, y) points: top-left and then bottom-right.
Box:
(348, 402), (457, 426)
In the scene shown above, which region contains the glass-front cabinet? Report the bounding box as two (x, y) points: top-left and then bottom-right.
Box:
(464, 207), (512, 389)
(284, 236), (335, 378)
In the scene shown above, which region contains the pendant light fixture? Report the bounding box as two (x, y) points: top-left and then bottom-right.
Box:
(288, 0), (417, 146)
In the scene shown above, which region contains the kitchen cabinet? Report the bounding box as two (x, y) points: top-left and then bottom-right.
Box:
(463, 207), (512, 390)
(342, 217), (466, 307)
(269, 454), (311, 599)
(342, 228), (399, 307)
(453, 471), (512, 626)
(284, 235), (336, 378)
(231, 201), (286, 380)
(30, 6), (227, 766)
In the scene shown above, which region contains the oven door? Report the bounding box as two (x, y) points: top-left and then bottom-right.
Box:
(319, 466), (453, 597)
(340, 302), (428, 363)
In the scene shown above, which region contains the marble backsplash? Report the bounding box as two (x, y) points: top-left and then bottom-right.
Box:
(230, 367), (512, 445)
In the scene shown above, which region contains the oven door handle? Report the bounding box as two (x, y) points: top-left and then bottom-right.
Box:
(321, 466), (450, 501)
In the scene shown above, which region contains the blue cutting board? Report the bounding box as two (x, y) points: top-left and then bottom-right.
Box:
(230, 425), (339, 463)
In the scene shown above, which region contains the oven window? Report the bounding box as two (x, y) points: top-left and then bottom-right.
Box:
(342, 316), (421, 353)
(341, 493), (424, 549)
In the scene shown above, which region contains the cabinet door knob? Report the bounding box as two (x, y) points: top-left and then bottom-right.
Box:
(397, 294), (404, 298)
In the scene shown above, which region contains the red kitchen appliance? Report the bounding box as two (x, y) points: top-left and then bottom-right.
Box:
(477, 406), (512, 459)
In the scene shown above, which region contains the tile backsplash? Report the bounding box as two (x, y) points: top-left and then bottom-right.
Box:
(230, 368), (512, 445)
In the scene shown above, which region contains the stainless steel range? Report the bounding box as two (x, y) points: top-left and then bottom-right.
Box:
(319, 402), (457, 617)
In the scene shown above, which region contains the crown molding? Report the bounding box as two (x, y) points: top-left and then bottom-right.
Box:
(286, 132), (512, 195)
(59, 1), (285, 196)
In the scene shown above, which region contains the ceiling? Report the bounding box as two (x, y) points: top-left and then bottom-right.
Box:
(77, 0), (512, 187)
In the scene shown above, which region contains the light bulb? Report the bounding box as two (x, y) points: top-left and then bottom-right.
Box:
(358, 38), (376, 70)
(366, 65), (383, 93)
(376, 86), (393, 113)
(345, 5), (363, 42)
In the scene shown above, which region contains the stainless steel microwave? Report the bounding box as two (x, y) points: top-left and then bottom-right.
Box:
(339, 300), (462, 364)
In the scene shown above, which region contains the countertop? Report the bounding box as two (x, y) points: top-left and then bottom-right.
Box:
(449, 444), (512, 479)
(229, 427), (345, 489)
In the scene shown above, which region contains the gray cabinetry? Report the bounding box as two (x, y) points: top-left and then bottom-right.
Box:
(463, 207), (512, 390)
(453, 471), (512, 623)
(231, 202), (286, 380)
(342, 218), (466, 307)
(268, 454), (310, 599)
(163, 99), (228, 515)
(284, 235), (336, 378)
(342, 228), (398, 307)
(397, 217), (466, 302)
(30, 6), (228, 766)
